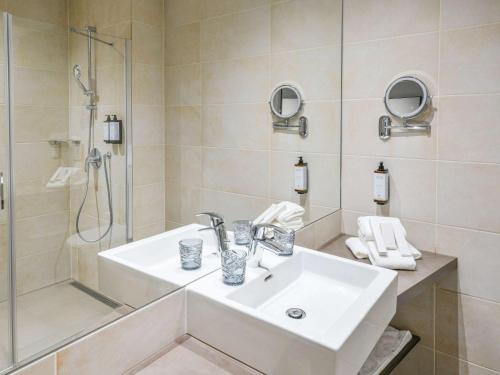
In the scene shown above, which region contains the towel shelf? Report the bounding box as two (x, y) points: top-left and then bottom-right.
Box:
(378, 334), (420, 375)
(48, 138), (81, 146)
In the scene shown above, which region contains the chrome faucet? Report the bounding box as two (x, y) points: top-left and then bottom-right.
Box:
(248, 223), (294, 268)
(196, 212), (229, 255)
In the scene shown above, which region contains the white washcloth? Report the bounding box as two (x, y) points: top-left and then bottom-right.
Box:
(253, 203), (286, 225)
(345, 237), (370, 259)
(359, 326), (412, 375)
(345, 237), (420, 270)
(254, 201), (305, 230)
(358, 216), (407, 241)
(274, 218), (303, 231)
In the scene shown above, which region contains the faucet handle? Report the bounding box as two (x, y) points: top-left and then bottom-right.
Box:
(251, 223), (284, 241)
(196, 212), (225, 227)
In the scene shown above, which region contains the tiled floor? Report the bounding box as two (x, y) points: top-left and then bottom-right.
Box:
(0, 280), (126, 365)
(132, 336), (262, 375)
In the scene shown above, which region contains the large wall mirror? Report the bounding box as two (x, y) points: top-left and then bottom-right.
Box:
(0, 0), (342, 372)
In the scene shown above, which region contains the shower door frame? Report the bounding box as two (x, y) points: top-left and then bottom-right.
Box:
(3, 11), (17, 370)
(0, 12), (134, 373)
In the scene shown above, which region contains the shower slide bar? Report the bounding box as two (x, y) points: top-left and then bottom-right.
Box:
(69, 26), (114, 46)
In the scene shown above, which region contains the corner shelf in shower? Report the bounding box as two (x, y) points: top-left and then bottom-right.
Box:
(48, 138), (81, 146)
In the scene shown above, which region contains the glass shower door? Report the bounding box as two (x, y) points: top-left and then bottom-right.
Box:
(0, 11), (13, 373)
(8, 11), (130, 362)
(0, 3), (132, 369)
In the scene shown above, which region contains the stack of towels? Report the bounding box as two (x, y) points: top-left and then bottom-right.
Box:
(253, 201), (305, 230)
(346, 216), (422, 270)
(359, 326), (413, 375)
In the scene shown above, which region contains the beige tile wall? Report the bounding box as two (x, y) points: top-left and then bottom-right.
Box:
(10, 288), (185, 375)
(5, 1), (72, 296)
(342, 0), (500, 373)
(132, 0), (166, 239)
(164, 0), (342, 228)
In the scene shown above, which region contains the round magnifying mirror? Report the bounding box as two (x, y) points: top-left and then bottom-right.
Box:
(270, 85), (302, 119)
(384, 76), (430, 120)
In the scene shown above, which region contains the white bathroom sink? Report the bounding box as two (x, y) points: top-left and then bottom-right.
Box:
(186, 247), (397, 375)
(98, 224), (223, 308)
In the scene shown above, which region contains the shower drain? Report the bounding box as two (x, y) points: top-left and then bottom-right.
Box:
(286, 307), (306, 319)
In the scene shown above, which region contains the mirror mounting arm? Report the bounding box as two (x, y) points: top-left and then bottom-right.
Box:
(273, 116), (308, 137)
(379, 116), (431, 140)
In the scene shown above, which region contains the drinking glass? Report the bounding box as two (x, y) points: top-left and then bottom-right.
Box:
(221, 248), (247, 285)
(233, 220), (252, 245)
(179, 238), (203, 270)
(273, 229), (295, 256)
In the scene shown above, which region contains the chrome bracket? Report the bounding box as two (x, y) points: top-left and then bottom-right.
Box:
(378, 116), (431, 140)
(273, 116), (308, 137)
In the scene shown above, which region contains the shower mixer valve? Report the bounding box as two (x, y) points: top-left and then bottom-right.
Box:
(85, 148), (111, 172)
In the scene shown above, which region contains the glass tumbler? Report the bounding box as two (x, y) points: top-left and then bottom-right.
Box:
(233, 220), (252, 245)
(273, 229), (295, 256)
(179, 238), (203, 270)
(221, 248), (247, 285)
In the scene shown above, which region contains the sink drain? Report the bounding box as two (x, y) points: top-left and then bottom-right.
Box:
(286, 307), (306, 319)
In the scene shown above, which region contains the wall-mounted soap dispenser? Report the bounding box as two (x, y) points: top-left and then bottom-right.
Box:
(373, 162), (389, 205)
(103, 115), (122, 144)
(294, 156), (308, 194)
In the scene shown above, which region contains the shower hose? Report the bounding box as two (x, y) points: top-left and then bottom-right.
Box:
(76, 152), (113, 243)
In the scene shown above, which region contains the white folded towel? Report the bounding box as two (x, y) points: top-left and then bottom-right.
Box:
(369, 217), (388, 256)
(359, 216), (414, 257)
(345, 237), (421, 270)
(253, 203), (285, 225)
(254, 201), (305, 230)
(366, 240), (416, 270)
(345, 237), (369, 259)
(347, 236), (422, 260)
(359, 326), (412, 375)
(358, 216), (407, 241)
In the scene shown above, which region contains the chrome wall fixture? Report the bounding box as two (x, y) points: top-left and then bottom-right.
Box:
(379, 76), (432, 140)
(269, 84), (308, 137)
(70, 25), (115, 243)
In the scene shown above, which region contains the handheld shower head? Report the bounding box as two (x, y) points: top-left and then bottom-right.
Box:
(73, 64), (81, 79)
(73, 64), (91, 95)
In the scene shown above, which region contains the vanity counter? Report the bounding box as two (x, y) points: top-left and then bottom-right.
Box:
(319, 235), (457, 305)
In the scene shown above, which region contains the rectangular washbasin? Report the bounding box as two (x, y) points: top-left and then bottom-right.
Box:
(98, 224), (222, 308)
(187, 247), (398, 375)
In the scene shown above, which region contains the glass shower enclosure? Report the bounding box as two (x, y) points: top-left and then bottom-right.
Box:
(0, 7), (132, 372)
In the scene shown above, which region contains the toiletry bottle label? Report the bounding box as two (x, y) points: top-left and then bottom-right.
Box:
(373, 162), (389, 204)
(294, 156), (308, 194)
